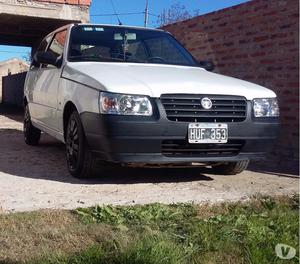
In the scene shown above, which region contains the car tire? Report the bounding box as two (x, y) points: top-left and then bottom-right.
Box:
(24, 104), (41, 146)
(65, 110), (97, 179)
(212, 160), (249, 175)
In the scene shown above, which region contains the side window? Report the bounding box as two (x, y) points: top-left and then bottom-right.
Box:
(37, 36), (51, 52)
(31, 35), (52, 68)
(48, 30), (67, 58)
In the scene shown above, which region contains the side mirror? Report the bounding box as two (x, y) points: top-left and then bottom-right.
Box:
(199, 61), (215, 72)
(33, 51), (62, 67)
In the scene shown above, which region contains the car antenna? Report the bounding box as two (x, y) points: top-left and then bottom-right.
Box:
(110, 0), (123, 25)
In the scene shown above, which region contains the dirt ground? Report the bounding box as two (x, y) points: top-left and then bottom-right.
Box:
(0, 111), (298, 213)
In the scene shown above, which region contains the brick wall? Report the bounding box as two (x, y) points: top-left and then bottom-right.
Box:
(163, 0), (299, 163)
(34, 0), (91, 5)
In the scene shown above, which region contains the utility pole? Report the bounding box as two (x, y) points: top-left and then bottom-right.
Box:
(144, 0), (149, 27)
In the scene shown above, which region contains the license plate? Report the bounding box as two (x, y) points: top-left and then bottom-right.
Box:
(188, 123), (228, 144)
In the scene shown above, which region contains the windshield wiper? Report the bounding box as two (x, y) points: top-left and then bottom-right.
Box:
(125, 57), (148, 63)
(69, 54), (150, 64)
(69, 55), (124, 62)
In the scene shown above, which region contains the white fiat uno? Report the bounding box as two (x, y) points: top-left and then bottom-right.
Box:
(24, 24), (280, 178)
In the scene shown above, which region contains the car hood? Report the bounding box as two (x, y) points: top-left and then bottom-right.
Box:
(63, 62), (276, 100)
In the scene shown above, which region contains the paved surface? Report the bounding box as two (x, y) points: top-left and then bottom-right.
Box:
(0, 112), (298, 213)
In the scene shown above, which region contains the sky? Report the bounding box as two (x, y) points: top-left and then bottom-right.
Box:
(0, 0), (249, 61)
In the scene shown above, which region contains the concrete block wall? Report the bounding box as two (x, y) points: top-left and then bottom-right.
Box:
(2, 72), (27, 107)
(0, 59), (29, 103)
(163, 0), (299, 163)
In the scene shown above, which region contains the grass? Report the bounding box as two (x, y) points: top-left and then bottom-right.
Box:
(0, 195), (298, 264)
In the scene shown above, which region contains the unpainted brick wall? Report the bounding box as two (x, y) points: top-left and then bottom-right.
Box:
(33, 0), (91, 5)
(163, 0), (299, 163)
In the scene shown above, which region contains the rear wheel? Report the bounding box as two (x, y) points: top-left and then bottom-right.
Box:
(65, 111), (97, 179)
(24, 104), (41, 146)
(212, 160), (249, 175)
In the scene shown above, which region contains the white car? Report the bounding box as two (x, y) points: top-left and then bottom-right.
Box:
(24, 24), (280, 178)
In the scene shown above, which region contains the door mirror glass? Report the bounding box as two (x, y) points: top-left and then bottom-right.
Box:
(199, 61), (215, 72)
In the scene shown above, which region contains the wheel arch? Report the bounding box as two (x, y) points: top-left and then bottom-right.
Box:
(23, 97), (28, 107)
(63, 101), (78, 140)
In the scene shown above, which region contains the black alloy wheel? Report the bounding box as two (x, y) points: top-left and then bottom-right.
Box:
(24, 104), (41, 146)
(66, 116), (80, 171)
(65, 111), (97, 178)
(212, 160), (249, 175)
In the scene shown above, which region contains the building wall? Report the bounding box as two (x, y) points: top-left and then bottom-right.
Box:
(0, 59), (29, 103)
(33, 0), (91, 6)
(163, 0), (299, 163)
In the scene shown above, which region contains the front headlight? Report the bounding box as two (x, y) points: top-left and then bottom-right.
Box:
(253, 98), (280, 117)
(100, 92), (153, 116)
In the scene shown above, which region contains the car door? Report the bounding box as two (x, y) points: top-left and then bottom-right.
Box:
(27, 35), (52, 120)
(32, 29), (67, 132)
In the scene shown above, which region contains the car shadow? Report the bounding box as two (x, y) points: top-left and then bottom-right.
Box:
(248, 161), (299, 178)
(0, 104), (24, 122)
(0, 128), (214, 184)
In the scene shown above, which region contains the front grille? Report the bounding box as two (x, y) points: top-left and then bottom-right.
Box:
(162, 140), (245, 158)
(161, 94), (247, 122)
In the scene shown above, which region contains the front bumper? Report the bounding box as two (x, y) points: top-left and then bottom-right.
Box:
(80, 100), (280, 165)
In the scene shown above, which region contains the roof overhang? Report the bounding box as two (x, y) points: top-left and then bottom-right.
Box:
(0, 0), (89, 47)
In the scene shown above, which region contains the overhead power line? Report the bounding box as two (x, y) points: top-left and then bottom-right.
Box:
(92, 0), (160, 25)
(90, 11), (160, 18)
(148, 12), (159, 18)
(110, 0), (122, 25)
(91, 12), (144, 17)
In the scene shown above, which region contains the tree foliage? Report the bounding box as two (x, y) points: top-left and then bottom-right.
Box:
(156, 2), (199, 27)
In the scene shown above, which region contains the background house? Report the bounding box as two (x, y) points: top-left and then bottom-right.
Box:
(0, 0), (91, 107)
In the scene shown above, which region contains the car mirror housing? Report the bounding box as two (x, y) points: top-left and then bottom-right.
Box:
(34, 51), (62, 67)
(198, 61), (215, 72)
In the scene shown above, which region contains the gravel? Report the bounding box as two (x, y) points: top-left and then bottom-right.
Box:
(0, 113), (298, 213)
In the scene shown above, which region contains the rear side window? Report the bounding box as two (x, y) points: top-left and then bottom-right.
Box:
(48, 30), (67, 57)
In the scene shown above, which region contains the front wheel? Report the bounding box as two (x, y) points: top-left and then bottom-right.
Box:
(24, 104), (41, 146)
(65, 111), (97, 179)
(212, 160), (249, 175)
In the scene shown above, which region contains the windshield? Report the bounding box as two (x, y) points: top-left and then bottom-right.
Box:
(68, 25), (197, 66)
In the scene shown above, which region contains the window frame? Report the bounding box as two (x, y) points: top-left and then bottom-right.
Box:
(31, 35), (53, 69)
(45, 29), (68, 69)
